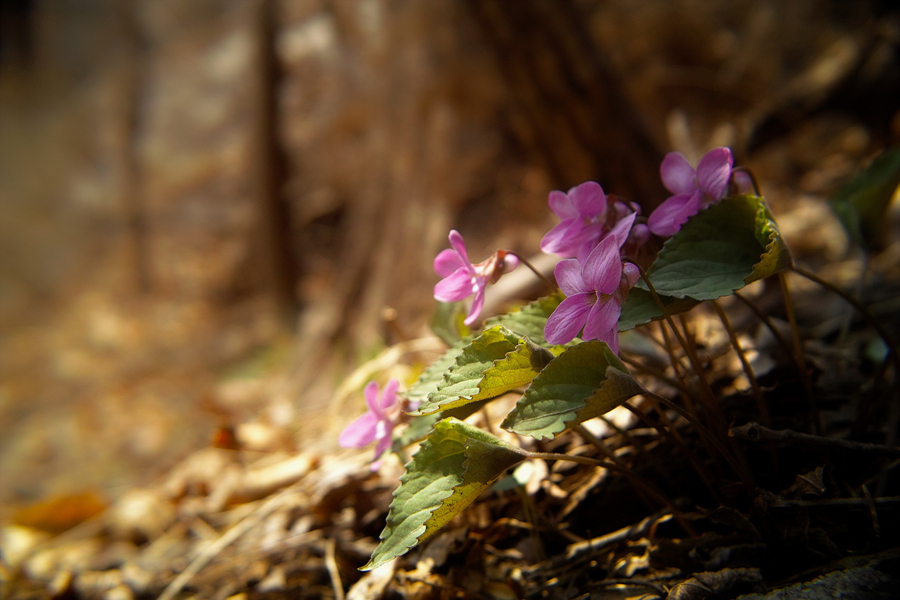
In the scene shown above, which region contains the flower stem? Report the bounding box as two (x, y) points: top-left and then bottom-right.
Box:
(732, 166), (762, 196)
(507, 251), (558, 293)
(778, 271), (822, 434)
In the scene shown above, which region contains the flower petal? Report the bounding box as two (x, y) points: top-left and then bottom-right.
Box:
(568, 181), (606, 216)
(434, 248), (467, 277)
(448, 230), (471, 268)
(622, 262), (641, 290)
(541, 219), (587, 257)
(554, 258), (586, 297)
(463, 284), (486, 326)
(582, 236), (622, 294)
(544, 293), (594, 345)
(338, 411), (379, 448)
(434, 269), (475, 302)
(582, 296), (621, 343)
(607, 211), (637, 249)
(548, 190), (577, 219)
(379, 379), (400, 412)
(647, 192), (701, 237)
(373, 424), (394, 461)
(364, 380), (382, 415)
(660, 152), (696, 195)
(696, 147), (733, 200)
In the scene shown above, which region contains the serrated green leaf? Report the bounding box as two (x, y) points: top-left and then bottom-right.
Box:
(484, 293), (564, 346)
(402, 339), (468, 408)
(829, 146), (900, 251)
(410, 326), (543, 416)
(363, 417), (525, 571)
(502, 341), (643, 439)
(430, 301), (471, 345)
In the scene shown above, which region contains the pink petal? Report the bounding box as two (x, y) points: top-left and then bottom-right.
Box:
(540, 219), (588, 257)
(464, 283), (486, 326)
(554, 258), (586, 297)
(599, 327), (620, 355)
(434, 269), (475, 302)
(434, 248), (468, 277)
(548, 190), (577, 219)
(582, 297), (621, 342)
(544, 293), (594, 345)
(732, 170), (754, 195)
(660, 152), (696, 195)
(568, 181), (606, 216)
(379, 379), (400, 412)
(607, 212), (637, 249)
(448, 230), (471, 268)
(622, 263), (641, 290)
(364, 380), (382, 415)
(647, 192), (701, 237)
(373, 425), (394, 461)
(696, 147), (733, 200)
(338, 411), (379, 448)
(582, 236), (622, 294)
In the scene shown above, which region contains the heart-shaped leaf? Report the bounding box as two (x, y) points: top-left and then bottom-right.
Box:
(502, 341), (643, 439)
(362, 417), (525, 571)
(409, 326), (545, 416)
(620, 194), (790, 329)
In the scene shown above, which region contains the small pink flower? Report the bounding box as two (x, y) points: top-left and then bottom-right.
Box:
(648, 147), (735, 237)
(339, 379), (401, 469)
(434, 230), (518, 326)
(544, 235), (640, 353)
(541, 182), (639, 261)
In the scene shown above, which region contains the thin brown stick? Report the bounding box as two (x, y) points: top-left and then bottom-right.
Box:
(712, 300), (770, 427)
(730, 422), (900, 457)
(778, 271), (822, 434)
(507, 251), (558, 292)
(733, 291), (795, 359)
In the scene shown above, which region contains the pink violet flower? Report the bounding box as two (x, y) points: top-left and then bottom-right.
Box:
(339, 379), (401, 470)
(434, 230), (519, 326)
(544, 235), (640, 353)
(648, 147), (735, 237)
(541, 182), (639, 262)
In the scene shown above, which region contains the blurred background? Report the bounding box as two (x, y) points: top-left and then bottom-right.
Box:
(1, 0), (898, 522)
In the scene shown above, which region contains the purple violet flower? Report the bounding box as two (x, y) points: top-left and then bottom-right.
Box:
(541, 182), (639, 262)
(544, 235), (640, 353)
(434, 230), (518, 326)
(648, 147), (735, 237)
(339, 379), (401, 470)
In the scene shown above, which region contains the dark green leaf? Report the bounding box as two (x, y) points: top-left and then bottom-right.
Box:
(829, 146), (900, 251)
(502, 341), (643, 439)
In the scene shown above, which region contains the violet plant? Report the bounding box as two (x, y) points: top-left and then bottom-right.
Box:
(337, 144), (900, 572)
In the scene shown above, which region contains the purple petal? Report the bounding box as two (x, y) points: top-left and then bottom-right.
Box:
(582, 297), (621, 342)
(599, 327), (620, 355)
(568, 181), (606, 216)
(582, 236), (622, 294)
(463, 284), (486, 326)
(607, 212), (637, 249)
(548, 190), (577, 219)
(434, 269), (475, 302)
(554, 258), (586, 297)
(434, 248), (467, 277)
(544, 293), (594, 345)
(338, 411), (379, 448)
(660, 152), (696, 195)
(647, 192), (701, 237)
(372, 424), (394, 461)
(732, 170), (754, 195)
(695, 147), (733, 200)
(379, 379), (400, 412)
(540, 219), (587, 257)
(448, 230), (472, 268)
(622, 263), (641, 290)
(364, 380), (381, 414)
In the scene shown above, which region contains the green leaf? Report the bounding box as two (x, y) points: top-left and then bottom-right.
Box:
(409, 326), (543, 416)
(829, 146), (900, 251)
(430, 302), (471, 345)
(402, 340), (468, 408)
(363, 417), (525, 571)
(620, 194), (791, 328)
(618, 288), (699, 331)
(502, 341), (643, 439)
(484, 293), (564, 346)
